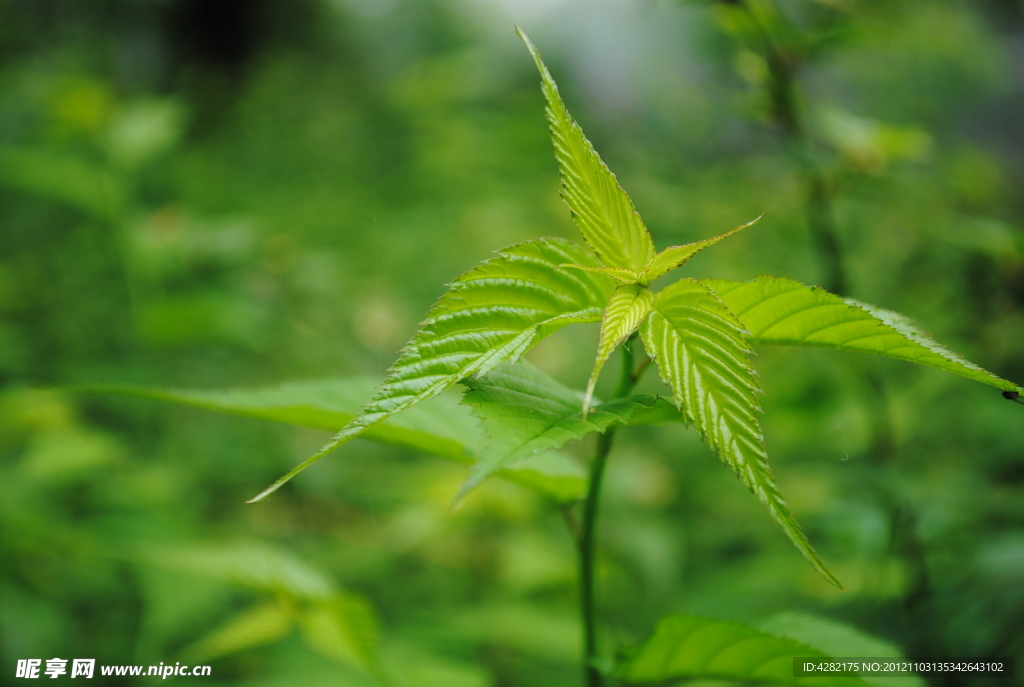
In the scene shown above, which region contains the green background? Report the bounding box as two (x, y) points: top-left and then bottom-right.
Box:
(1, 0), (1022, 684)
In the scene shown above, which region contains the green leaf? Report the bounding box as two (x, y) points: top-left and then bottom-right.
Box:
(584, 283), (655, 414)
(704, 276), (1022, 394)
(71, 377), (587, 503)
(640, 214), (762, 284)
(250, 237), (614, 502)
(139, 541), (337, 600)
(70, 379), (478, 462)
(560, 263), (641, 285)
(641, 278), (840, 588)
(457, 361), (674, 501)
(182, 602), (293, 663)
(518, 27), (656, 274)
(616, 614), (870, 686)
(0, 147), (126, 219)
(760, 612), (925, 687)
(299, 594), (380, 675)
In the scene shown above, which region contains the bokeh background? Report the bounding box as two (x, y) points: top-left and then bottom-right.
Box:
(1, 0), (1023, 684)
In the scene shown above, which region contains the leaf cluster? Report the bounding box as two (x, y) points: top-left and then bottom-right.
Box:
(93, 30), (1021, 593)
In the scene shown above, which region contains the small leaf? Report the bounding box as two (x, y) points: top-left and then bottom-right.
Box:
(641, 214), (763, 284)
(584, 283), (655, 414)
(704, 276), (1022, 394)
(249, 237), (614, 502)
(299, 594), (380, 675)
(457, 361), (673, 501)
(617, 614), (870, 685)
(182, 603), (293, 663)
(560, 263), (641, 284)
(140, 541), (337, 600)
(518, 27), (656, 273)
(0, 147), (126, 219)
(641, 278), (840, 587)
(70, 380), (478, 462)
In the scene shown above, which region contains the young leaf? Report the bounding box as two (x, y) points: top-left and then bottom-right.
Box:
(560, 263), (641, 285)
(616, 614), (870, 686)
(584, 283), (655, 414)
(518, 27), (656, 274)
(640, 214), (763, 285)
(249, 237), (614, 503)
(457, 361), (674, 501)
(298, 594), (380, 675)
(181, 603), (293, 663)
(640, 278), (840, 588)
(704, 276), (1022, 394)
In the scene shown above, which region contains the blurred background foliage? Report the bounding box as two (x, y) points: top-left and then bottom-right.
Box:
(1, 0), (1022, 684)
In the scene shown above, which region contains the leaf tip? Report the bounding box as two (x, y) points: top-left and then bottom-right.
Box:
(246, 483), (280, 504)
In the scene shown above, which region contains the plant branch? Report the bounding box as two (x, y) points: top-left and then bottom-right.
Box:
(630, 355), (653, 387)
(579, 333), (641, 687)
(728, 0), (847, 295)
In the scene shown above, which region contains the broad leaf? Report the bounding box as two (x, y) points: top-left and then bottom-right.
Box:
(139, 540), (337, 599)
(640, 214), (762, 284)
(616, 614), (870, 686)
(705, 276), (1022, 394)
(584, 283), (655, 414)
(457, 361), (675, 501)
(70, 380), (478, 461)
(0, 147), (126, 219)
(760, 612), (925, 687)
(249, 237), (614, 502)
(72, 377), (589, 503)
(299, 594), (380, 674)
(518, 27), (656, 274)
(641, 278), (840, 588)
(182, 603), (293, 662)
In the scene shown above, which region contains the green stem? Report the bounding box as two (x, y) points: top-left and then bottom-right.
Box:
(731, 0), (847, 295)
(579, 334), (642, 687)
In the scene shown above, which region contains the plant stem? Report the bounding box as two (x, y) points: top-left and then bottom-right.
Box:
(731, 0), (847, 295)
(579, 334), (641, 687)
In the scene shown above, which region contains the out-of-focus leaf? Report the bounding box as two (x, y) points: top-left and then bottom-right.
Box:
(617, 614), (870, 685)
(298, 594), (379, 675)
(71, 377), (586, 503)
(248, 237), (614, 502)
(139, 541), (335, 600)
(21, 427), (121, 484)
(642, 278), (840, 587)
(444, 603), (580, 662)
(0, 147), (125, 218)
(71, 379), (478, 463)
(705, 276), (1022, 395)
(518, 28), (655, 274)
(457, 361), (674, 502)
(760, 612), (925, 687)
(182, 602), (293, 663)
(385, 645), (488, 687)
(816, 107), (931, 173)
(106, 98), (186, 170)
